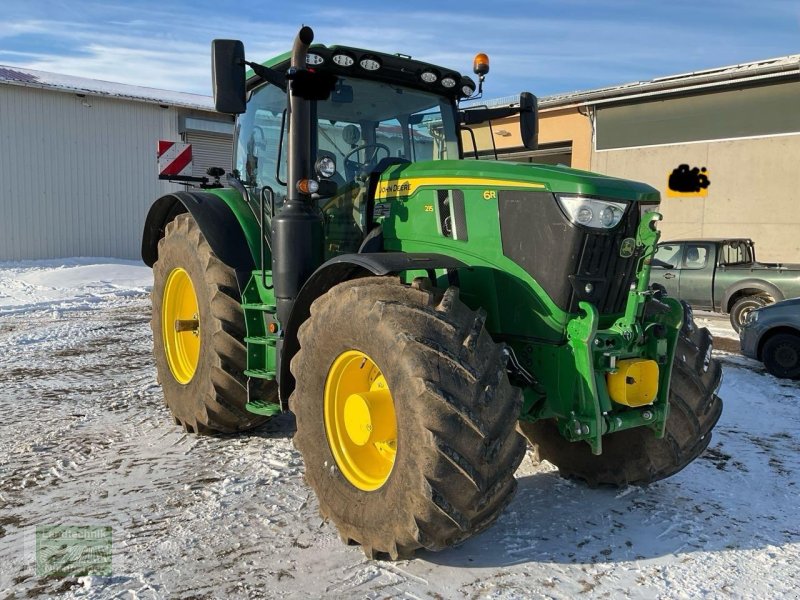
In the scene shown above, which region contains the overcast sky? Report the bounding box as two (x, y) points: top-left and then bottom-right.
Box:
(1, 0), (798, 99)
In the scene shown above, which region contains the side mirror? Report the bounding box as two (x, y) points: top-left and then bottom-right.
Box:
(519, 92), (538, 150)
(212, 39), (246, 114)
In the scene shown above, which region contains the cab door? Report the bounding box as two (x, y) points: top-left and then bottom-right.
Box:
(650, 243), (683, 297)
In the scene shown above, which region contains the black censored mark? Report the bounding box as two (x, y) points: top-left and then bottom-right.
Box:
(669, 164), (710, 193)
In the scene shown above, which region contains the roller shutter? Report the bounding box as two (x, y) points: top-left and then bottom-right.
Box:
(183, 130), (232, 179)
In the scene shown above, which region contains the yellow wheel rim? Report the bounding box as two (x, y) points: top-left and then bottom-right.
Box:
(162, 267), (201, 384)
(324, 350), (397, 491)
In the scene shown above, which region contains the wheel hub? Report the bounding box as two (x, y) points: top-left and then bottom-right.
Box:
(324, 350), (397, 491)
(162, 267), (201, 384)
(775, 344), (798, 369)
(343, 388), (394, 446)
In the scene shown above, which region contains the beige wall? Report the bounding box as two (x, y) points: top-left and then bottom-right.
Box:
(591, 134), (800, 262)
(464, 105), (592, 169)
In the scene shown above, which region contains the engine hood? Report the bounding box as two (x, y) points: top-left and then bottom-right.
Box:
(377, 159), (660, 203)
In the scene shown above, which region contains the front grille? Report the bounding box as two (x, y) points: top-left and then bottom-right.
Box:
(498, 190), (640, 316)
(570, 227), (640, 314)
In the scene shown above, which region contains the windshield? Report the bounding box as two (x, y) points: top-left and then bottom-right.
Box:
(234, 76), (459, 199)
(317, 77), (459, 176)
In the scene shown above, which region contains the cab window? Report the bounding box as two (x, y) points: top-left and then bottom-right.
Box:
(681, 244), (710, 270)
(653, 244), (681, 269)
(234, 83), (288, 205)
(720, 240), (752, 265)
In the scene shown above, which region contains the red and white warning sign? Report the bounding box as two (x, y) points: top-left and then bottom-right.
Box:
(157, 140), (193, 177)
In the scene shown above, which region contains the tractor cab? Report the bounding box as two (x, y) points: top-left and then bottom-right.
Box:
(235, 68), (462, 257)
(214, 37), (537, 259)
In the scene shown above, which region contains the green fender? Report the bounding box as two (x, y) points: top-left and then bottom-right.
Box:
(141, 188), (264, 287)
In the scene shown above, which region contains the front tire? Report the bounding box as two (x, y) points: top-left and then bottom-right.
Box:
(520, 323), (723, 487)
(151, 213), (273, 434)
(762, 333), (800, 379)
(290, 278), (526, 559)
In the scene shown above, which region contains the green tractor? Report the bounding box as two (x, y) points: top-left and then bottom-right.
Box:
(142, 26), (722, 559)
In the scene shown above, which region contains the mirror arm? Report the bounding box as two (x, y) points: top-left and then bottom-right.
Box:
(459, 105), (519, 126)
(244, 60), (287, 90)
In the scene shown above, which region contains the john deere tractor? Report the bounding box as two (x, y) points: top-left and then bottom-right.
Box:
(142, 26), (722, 559)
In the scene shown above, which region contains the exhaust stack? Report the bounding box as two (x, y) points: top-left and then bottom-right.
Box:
(271, 26), (324, 328)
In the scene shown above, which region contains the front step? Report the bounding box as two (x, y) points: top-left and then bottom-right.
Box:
(244, 336), (278, 346)
(242, 302), (277, 311)
(244, 368), (276, 380)
(242, 271), (280, 416)
(245, 399), (282, 416)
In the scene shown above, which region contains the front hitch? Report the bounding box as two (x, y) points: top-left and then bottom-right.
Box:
(555, 212), (684, 454)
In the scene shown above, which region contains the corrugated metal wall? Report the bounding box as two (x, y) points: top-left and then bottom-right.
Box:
(0, 85), (184, 260)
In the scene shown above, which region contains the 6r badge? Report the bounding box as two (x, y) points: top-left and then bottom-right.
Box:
(620, 238), (636, 258)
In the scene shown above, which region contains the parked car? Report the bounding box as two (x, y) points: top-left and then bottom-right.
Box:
(740, 298), (800, 379)
(650, 238), (800, 332)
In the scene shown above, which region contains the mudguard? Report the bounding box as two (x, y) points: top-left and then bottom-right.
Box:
(278, 252), (468, 403)
(141, 191), (257, 288)
(722, 278), (784, 312)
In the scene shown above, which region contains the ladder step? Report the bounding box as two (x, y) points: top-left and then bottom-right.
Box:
(245, 399), (282, 416)
(242, 303), (276, 312)
(245, 336), (278, 346)
(245, 368), (276, 380)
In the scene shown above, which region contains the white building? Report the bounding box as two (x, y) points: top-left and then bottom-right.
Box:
(0, 66), (233, 261)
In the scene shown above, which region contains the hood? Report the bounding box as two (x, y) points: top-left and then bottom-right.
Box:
(378, 160), (660, 203)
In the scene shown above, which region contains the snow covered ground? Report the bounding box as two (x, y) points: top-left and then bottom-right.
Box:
(0, 260), (798, 599)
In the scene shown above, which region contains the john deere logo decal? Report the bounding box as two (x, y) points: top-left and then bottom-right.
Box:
(620, 238), (636, 258)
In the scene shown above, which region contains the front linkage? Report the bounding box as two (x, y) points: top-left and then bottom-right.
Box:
(523, 212), (684, 455)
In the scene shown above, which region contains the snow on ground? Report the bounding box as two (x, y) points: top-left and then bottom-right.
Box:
(0, 258), (152, 316)
(1, 260), (798, 599)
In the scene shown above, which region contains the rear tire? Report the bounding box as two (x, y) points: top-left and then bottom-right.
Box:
(520, 323), (723, 487)
(762, 333), (800, 379)
(151, 213), (272, 434)
(730, 295), (768, 332)
(290, 278), (526, 559)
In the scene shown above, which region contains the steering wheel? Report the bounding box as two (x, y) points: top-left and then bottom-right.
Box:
(343, 143), (391, 177)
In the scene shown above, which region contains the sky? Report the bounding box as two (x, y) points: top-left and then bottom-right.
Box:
(0, 0), (798, 100)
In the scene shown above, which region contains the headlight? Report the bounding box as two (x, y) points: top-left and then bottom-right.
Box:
(557, 195), (627, 229)
(747, 309), (759, 325)
(315, 156), (336, 179)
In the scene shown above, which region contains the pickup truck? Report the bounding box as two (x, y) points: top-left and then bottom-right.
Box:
(650, 238), (800, 331)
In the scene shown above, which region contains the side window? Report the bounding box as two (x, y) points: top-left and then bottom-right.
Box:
(681, 244), (709, 270)
(234, 83), (287, 205)
(653, 244), (682, 269)
(720, 241), (751, 265)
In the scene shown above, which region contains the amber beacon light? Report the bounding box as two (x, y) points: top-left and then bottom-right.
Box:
(473, 53), (490, 76)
